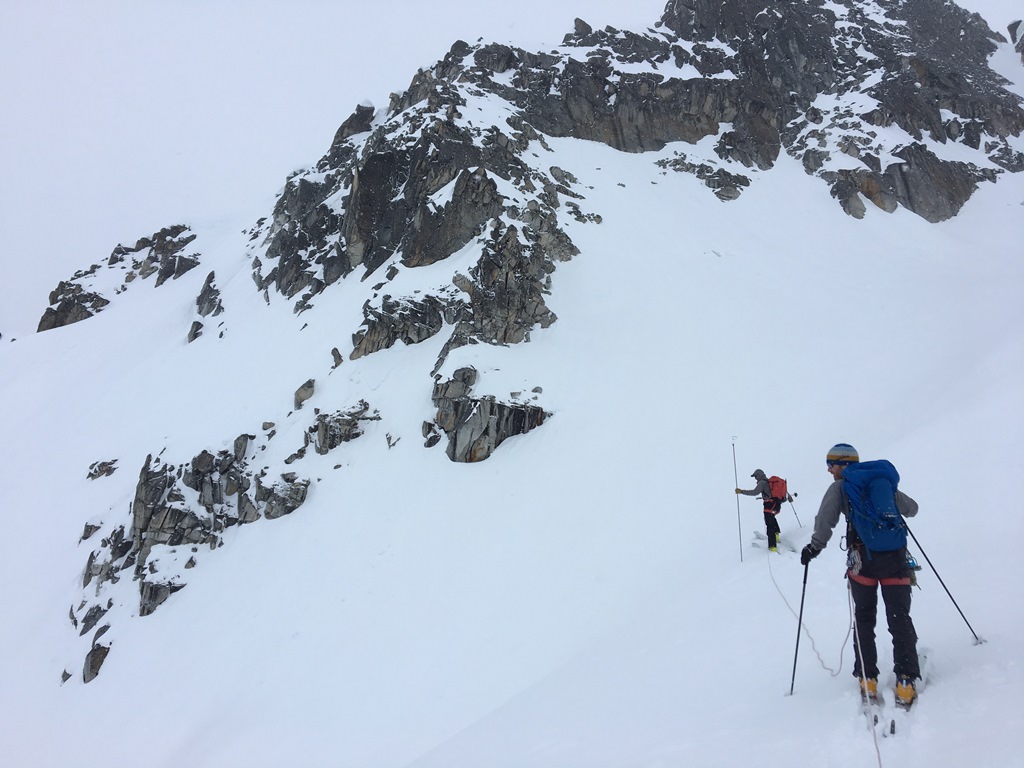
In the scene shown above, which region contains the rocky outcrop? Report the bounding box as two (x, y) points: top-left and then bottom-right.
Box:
(657, 152), (752, 200)
(351, 290), (464, 360)
(37, 276), (111, 332)
(453, 223), (558, 346)
(430, 367), (549, 462)
(503, 1), (1023, 220)
(86, 460), (118, 480)
(116, 224), (200, 287)
(1011, 21), (1024, 66)
(294, 379), (316, 410)
(254, 471), (310, 521)
(71, 394), (378, 681)
(195, 271), (224, 317)
(403, 167), (506, 268)
(241, 0), (1023, 405)
(306, 400), (381, 455)
(251, 104), (554, 309)
(82, 640), (110, 684)
(247, 54), (587, 374)
(38, 225), (201, 332)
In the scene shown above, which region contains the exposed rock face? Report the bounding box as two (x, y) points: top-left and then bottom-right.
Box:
(244, 0), (1023, 406)
(120, 225), (201, 286)
(351, 290), (464, 360)
(255, 471), (311, 521)
(306, 400), (381, 454)
(248, 55), (588, 377)
(38, 225), (201, 332)
(656, 152), (751, 200)
(294, 379), (316, 410)
(251, 115), (521, 307)
(72, 396), (375, 681)
(1011, 21), (1024, 65)
(403, 166), (506, 268)
(196, 271), (225, 317)
(37, 278), (110, 332)
(86, 460), (118, 480)
(472, 222), (559, 342)
(432, 367), (549, 462)
(661, 0), (1024, 221)
(83, 641), (110, 684)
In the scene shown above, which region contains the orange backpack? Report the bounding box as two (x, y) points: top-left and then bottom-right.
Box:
(767, 475), (788, 501)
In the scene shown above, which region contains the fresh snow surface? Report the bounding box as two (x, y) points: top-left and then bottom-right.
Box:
(2, 2), (1023, 768)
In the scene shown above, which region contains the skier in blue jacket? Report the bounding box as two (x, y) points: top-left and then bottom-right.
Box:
(800, 443), (921, 707)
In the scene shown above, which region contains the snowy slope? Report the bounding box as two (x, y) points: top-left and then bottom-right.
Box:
(2, 2), (1023, 767)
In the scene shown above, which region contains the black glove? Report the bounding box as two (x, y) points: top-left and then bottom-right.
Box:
(800, 544), (821, 566)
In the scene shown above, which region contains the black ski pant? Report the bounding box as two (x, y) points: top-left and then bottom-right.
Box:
(762, 511), (780, 547)
(848, 548), (920, 682)
(762, 500), (781, 547)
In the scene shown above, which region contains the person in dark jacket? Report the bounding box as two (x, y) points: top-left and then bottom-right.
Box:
(736, 469), (783, 552)
(800, 443), (921, 707)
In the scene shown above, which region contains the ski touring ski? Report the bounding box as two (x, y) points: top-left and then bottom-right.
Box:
(860, 692), (897, 737)
(887, 649), (930, 734)
(854, 651), (930, 738)
(751, 530), (797, 552)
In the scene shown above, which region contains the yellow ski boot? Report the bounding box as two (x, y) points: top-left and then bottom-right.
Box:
(895, 676), (917, 708)
(859, 677), (879, 702)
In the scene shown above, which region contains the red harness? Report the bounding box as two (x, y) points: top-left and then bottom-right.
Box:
(848, 571), (911, 587)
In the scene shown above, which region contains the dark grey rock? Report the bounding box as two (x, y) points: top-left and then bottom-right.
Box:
(78, 604), (108, 636)
(38, 224), (201, 332)
(453, 224), (557, 347)
(351, 291), (464, 360)
(1011, 22), (1023, 65)
(431, 367), (550, 462)
(83, 642), (110, 683)
(74, 425), (325, 680)
(87, 460), (118, 480)
(139, 581), (184, 617)
(196, 271), (224, 317)
(308, 400), (380, 455)
(256, 473), (310, 520)
(37, 278), (110, 332)
(294, 379), (315, 409)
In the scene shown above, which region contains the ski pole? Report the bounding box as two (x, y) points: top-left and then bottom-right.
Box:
(788, 492), (803, 527)
(905, 522), (984, 644)
(789, 561), (809, 695)
(732, 437), (743, 563)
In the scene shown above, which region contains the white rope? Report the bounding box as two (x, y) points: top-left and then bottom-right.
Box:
(850, 585), (885, 768)
(762, 538), (884, 765)
(765, 547), (845, 676)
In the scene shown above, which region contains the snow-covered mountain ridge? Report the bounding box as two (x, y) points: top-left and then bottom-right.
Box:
(41, 0), (1024, 335)
(21, 0), (1024, 693)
